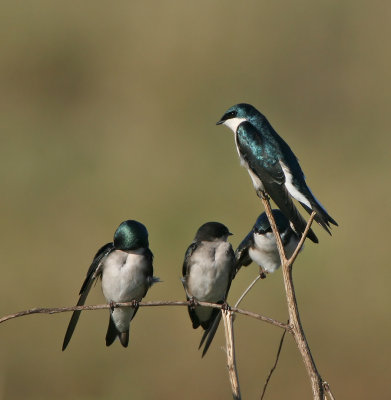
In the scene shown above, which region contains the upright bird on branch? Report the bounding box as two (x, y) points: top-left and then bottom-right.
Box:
(217, 103), (338, 243)
(62, 220), (159, 350)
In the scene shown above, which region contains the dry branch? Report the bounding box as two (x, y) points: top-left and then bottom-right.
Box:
(222, 309), (241, 400)
(0, 202), (335, 400)
(0, 300), (290, 331)
(260, 193), (328, 399)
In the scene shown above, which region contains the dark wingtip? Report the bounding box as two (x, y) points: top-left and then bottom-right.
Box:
(62, 337), (69, 351)
(307, 228), (319, 243)
(330, 218), (338, 227)
(105, 315), (118, 347)
(199, 312), (222, 357)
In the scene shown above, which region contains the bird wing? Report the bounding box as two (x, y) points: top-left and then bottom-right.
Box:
(62, 242), (115, 350)
(182, 241), (198, 278)
(128, 247), (156, 324)
(234, 231), (254, 275)
(236, 122), (318, 243)
(142, 247), (155, 293)
(181, 241), (203, 329)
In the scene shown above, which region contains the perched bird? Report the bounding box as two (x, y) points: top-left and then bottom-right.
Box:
(217, 103), (338, 243)
(182, 222), (235, 357)
(235, 210), (300, 276)
(62, 220), (159, 350)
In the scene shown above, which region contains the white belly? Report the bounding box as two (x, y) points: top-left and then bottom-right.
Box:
(101, 249), (148, 332)
(249, 232), (281, 273)
(249, 232), (300, 273)
(187, 242), (232, 322)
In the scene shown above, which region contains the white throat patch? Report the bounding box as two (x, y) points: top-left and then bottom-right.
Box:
(222, 117), (247, 133)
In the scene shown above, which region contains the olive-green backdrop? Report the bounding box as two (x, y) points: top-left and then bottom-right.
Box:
(1, 1), (390, 399)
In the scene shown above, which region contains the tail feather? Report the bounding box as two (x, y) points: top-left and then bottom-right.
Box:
(106, 315), (130, 348)
(299, 201), (338, 235)
(119, 331), (129, 348)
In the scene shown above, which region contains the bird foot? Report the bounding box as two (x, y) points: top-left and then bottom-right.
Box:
(109, 300), (116, 312)
(258, 190), (270, 201)
(221, 302), (231, 312)
(130, 299), (139, 308)
(188, 297), (199, 309)
(260, 271), (267, 279)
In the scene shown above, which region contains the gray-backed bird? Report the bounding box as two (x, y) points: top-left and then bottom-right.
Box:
(62, 220), (159, 350)
(181, 222), (235, 357)
(235, 210), (301, 276)
(217, 103), (338, 243)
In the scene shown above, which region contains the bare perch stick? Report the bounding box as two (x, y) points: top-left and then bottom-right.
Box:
(323, 382), (336, 400)
(222, 309), (241, 400)
(260, 193), (325, 400)
(0, 301), (290, 331)
(235, 274), (262, 308)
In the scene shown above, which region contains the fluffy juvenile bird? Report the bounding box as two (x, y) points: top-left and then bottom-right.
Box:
(182, 222), (235, 357)
(217, 103), (338, 243)
(62, 220), (159, 350)
(235, 210), (300, 276)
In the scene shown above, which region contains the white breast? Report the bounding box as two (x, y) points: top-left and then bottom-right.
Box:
(187, 241), (232, 303)
(249, 231), (301, 273)
(101, 249), (149, 332)
(186, 241), (233, 323)
(101, 249), (148, 303)
(249, 232), (281, 273)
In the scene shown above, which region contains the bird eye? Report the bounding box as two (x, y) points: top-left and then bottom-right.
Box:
(227, 110), (237, 119)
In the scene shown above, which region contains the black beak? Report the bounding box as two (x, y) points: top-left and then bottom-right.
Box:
(216, 116), (225, 125)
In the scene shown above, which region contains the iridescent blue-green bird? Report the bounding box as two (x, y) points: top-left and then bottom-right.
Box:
(217, 103), (338, 243)
(62, 220), (159, 350)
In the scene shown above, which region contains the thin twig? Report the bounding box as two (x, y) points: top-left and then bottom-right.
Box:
(0, 301), (291, 331)
(260, 326), (287, 400)
(235, 274), (262, 308)
(260, 194), (326, 400)
(287, 211), (317, 267)
(323, 381), (336, 400)
(222, 309), (241, 400)
(260, 193), (287, 262)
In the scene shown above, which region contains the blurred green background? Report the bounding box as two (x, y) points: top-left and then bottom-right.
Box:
(1, 1), (390, 399)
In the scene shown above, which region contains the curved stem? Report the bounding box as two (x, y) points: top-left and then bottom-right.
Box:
(260, 195), (325, 400)
(0, 300), (290, 331)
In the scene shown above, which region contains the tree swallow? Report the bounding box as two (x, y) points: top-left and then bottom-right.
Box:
(235, 210), (301, 276)
(62, 220), (159, 350)
(217, 103), (338, 243)
(181, 222), (235, 357)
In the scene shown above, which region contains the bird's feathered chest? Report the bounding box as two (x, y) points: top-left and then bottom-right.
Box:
(101, 249), (150, 302)
(186, 241), (233, 301)
(249, 230), (300, 273)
